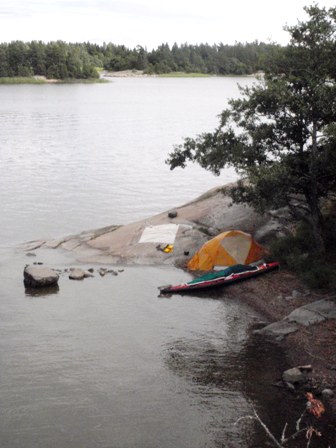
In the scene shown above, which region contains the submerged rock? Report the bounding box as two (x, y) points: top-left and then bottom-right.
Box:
(24, 265), (59, 288)
(69, 268), (86, 280)
(253, 320), (298, 338)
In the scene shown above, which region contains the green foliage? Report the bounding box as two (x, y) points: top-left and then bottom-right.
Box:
(7, 41), (32, 76)
(301, 263), (336, 289)
(0, 40), (100, 80)
(271, 223), (316, 263)
(29, 40), (46, 75)
(323, 204), (336, 255)
(166, 5), (336, 257)
(0, 40), (281, 79)
(270, 222), (336, 289)
(0, 77), (47, 84)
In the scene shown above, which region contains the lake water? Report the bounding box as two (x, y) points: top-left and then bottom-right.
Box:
(0, 77), (299, 448)
(0, 76), (253, 246)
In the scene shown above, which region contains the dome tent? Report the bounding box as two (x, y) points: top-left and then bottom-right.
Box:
(187, 230), (265, 271)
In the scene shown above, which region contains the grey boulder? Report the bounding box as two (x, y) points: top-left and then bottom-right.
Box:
(282, 367), (306, 384)
(69, 268), (86, 280)
(24, 265), (59, 288)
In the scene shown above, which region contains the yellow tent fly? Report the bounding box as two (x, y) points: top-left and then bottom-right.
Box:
(187, 230), (265, 271)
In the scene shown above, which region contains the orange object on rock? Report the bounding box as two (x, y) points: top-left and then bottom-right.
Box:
(306, 392), (325, 418)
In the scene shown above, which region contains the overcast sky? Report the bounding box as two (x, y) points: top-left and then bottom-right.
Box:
(0, 0), (334, 49)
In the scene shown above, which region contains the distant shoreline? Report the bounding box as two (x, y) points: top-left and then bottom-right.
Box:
(101, 70), (211, 78)
(0, 76), (107, 85)
(101, 70), (260, 79)
(0, 71), (260, 84)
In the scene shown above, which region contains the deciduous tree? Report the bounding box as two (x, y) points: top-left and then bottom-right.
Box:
(167, 5), (336, 257)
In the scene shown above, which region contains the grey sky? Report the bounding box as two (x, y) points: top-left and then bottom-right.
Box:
(0, 0), (334, 48)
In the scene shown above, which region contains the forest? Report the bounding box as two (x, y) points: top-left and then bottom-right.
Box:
(0, 40), (281, 79)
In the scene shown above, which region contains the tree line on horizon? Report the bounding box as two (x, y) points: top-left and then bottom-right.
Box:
(0, 40), (282, 79)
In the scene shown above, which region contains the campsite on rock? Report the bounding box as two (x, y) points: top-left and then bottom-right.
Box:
(20, 178), (336, 447)
(2, 4), (336, 447)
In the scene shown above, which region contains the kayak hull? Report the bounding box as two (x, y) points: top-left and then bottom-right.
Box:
(159, 262), (280, 294)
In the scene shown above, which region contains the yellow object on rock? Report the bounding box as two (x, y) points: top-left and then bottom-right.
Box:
(163, 244), (174, 253)
(187, 230), (265, 271)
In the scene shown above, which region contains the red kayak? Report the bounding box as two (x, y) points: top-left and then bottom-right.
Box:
(159, 262), (280, 294)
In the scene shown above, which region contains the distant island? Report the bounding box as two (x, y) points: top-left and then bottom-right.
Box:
(0, 40), (281, 82)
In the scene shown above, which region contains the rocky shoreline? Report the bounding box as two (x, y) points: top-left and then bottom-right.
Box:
(22, 185), (279, 265)
(23, 185), (336, 428)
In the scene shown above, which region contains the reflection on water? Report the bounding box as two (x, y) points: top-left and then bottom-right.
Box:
(0, 251), (301, 448)
(24, 284), (60, 297)
(163, 322), (298, 447)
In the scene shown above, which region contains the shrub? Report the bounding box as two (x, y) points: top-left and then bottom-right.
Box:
(300, 262), (335, 289)
(270, 220), (336, 289)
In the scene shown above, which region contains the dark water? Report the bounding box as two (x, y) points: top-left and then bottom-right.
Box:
(0, 249), (300, 448)
(0, 78), (303, 447)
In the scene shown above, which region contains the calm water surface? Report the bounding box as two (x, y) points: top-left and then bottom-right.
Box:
(1, 251), (294, 448)
(0, 78), (298, 448)
(0, 77), (253, 246)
